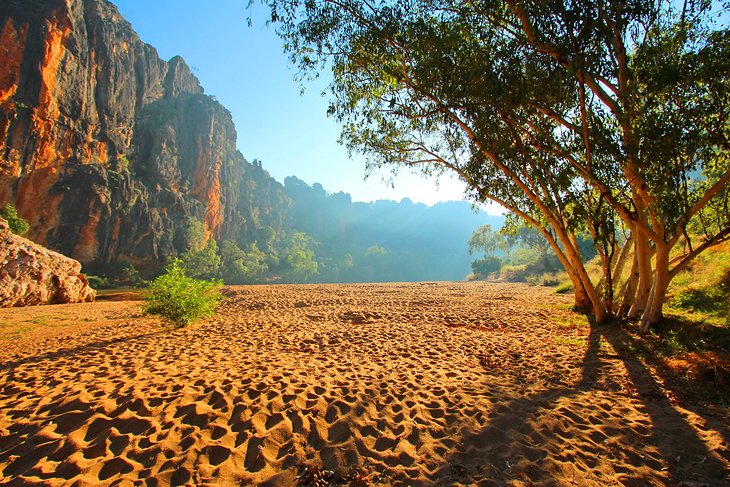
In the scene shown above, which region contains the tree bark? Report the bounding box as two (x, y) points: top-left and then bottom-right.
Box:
(564, 241), (607, 322)
(548, 239), (592, 313)
(639, 242), (670, 333)
(618, 250), (639, 317)
(628, 228), (653, 318)
(572, 276), (594, 313)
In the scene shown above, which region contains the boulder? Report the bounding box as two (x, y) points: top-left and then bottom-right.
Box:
(0, 218), (95, 307)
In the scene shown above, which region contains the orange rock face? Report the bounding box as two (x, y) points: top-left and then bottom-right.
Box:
(0, 0), (289, 273)
(36, 13), (70, 137)
(192, 140), (224, 240)
(0, 20), (26, 107)
(0, 19), (28, 177)
(14, 167), (64, 246)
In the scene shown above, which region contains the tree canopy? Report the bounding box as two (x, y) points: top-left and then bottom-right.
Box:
(262, 0), (730, 331)
(468, 224), (502, 259)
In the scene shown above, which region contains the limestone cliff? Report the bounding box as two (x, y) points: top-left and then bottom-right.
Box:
(0, 0), (287, 272)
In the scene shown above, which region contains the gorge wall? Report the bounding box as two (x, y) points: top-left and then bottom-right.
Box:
(0, 0), (288, 273)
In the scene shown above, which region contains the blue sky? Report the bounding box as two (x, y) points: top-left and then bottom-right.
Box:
(111, 0), (490, 207)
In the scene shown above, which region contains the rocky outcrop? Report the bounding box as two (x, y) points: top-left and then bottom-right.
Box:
(0, 217), (95, 306)
(0, 0), (289, 273)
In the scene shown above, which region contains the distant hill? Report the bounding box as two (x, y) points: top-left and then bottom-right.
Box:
(285, 177), (504, 282)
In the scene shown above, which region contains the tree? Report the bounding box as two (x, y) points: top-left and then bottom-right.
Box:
(284, 231), (319, 282)
(220, 240), (268, 284)
(262, 0), (730, 331)
(497, 220), (563, 275)
(177, 218), (207, 253)
(121, 264), (144, 287)
(499, 218), (566, 270)
(180, 240), (221, 280)
(143, 259), (223, 327)
(257, 226), (278, 252)
(468, 224), (504, 259)
(0, 204), (29, 236)
(471, 257), (503, 278)
(468, 224), (506, 278)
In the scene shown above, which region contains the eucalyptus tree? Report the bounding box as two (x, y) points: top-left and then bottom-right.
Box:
(468, 224), (504, 259)
(260, 0), (730, 331)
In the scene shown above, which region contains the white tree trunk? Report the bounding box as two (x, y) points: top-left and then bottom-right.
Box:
(618, 251), (639, 316)
(628, 230), (652, 318)
(639, 243), (670, 333)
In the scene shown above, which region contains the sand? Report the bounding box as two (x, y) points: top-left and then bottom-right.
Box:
(0, 282), (728, 486)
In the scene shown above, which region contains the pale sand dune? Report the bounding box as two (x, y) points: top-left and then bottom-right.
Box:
(0, 282), (728, 486)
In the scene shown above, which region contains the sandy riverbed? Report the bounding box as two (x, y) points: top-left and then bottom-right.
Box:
(0, 282), (727, 485)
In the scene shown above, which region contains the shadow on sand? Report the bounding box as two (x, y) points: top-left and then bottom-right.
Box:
(440, 325), (730, 486)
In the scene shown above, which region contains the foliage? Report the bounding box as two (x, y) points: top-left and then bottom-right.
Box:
(667, 240), (730, 325)
(177, 218), (207, 254)
(284, 176), (503, 282)
(0, 204), (29, 236)
(554, 279), (575, 294)
(468, 221), (567, 281)
(618, 320), (730, 404)
(121, 264), (144, 287)
(284, 231), (319, 282)
(220, 240), (268, 284)
(471, 256), (502, 278)
(143, 260), (223, 327)
(468, 224), (503, 258)
(262, 0), (730, 331)
(80, 261), (148, 290)
(500, 219), (587, 269)
(526, 272), (561, 287)
(112, 155), (130, 174)
(86, 275), (114, 289)
(671, 286), (727, 317)
(257, 226), (277, 252)
(137, 190), (499, 284)
(365, 245), (387, 256)
(180, 240), (221, 280)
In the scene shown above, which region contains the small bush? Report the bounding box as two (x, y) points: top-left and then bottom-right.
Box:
(498, 264), (529, 282)
(670, 285), (727, 315)
(554, 280), (574, 294)
(86, 275), (114, 289)
(143, 260), (223, 327)
(526, 272), (561, 286)
(121, 264), (145, 287)
(471, 256), (503, 279)
(0, 204), (29, 236)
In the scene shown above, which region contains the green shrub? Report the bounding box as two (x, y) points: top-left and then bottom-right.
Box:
(143, 260), (223, 327)
(86, 275), (114, 289)
(554, 280), (574, 294)
(220, 240), (268, 284)
(670, 285), (727, 315)
(180, 240), (220, 279)
(471, 256), (503, 278)
(666, 241), (730, 326)
(0, 204), (29, 236)
(121, 264), (145, 287)
(526, 272), (561, 286)
(498, 264), (529, 282)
